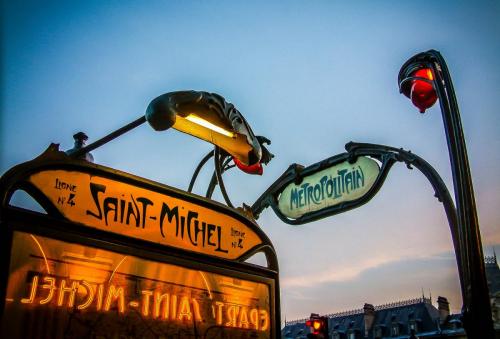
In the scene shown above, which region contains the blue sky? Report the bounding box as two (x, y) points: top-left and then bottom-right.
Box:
(2, 0), (499, 320)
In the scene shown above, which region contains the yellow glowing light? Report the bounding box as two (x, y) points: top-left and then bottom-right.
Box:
(215, 301), (224, 325)
(141, 290), (153, 316)
(96, 284), (104, 310)
(77, 280), (94, 310)
(15, 271), (271, 333)
(260, 310), (269, 331)
(226, 305), (238, 327)
(154, 291), (170, 319)
(178, 296), (192, 321)
(238, 307), (250, 328)
(198, 271), (213, 299)
(250, 309), (259, 330)
(184, 114), (235, 138)
(104, 285), (125, 313)
(192, 298), (202, 321)
(30, 235), (51, 274)
(21, 275), (39, 304)
(109, 256), (127, 282)
(171, 294), (177, 320)
(40, 277), (56, 305)
(58, 279), (79, 307)
(426, 69), (434, 81)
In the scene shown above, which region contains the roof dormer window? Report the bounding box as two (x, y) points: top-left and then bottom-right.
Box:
(391, 314), (400, 337)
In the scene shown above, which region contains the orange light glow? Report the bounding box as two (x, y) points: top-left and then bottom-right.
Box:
(77, 280), (94, 310)
(20, 275), (38, 304)
(260, 310), (269, 331)
(171, 294), (177, 320)
(104, 285), (125, 313)
(108, 256), (127, 282)
(154, 291), (170, 319)
(198, 271), (213, 299)
(238, 307), (250, 328)
(426, 68), (434, 80)
(15, 273), (270, 332)
(178, 296), (192, 321)
(58, 279), (79, 307)
(96, 284), (104, 311)
(39, 277), (56, 305)
(215, 301), (224, 325)
(192, 298), (202, 321)
(9, 231), (273, 338)
(141, 290), (153, 316)
(30, 235), (51, 274)
(250, 309), (259, 330)
(226, 305), (238, 327)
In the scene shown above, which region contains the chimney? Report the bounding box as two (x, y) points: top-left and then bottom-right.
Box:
(437, 296), (450, 323)
(364, 303), (375, 337)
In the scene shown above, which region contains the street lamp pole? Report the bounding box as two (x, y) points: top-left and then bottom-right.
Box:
(399, 50), (493, 337)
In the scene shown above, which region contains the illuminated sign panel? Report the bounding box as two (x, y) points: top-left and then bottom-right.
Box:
(29, 170), (262, 260)
(277, 157), (380, 219)
(2, 231), (271, 338)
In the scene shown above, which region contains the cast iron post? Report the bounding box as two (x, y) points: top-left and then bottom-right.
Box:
(399, 50), (493, 338)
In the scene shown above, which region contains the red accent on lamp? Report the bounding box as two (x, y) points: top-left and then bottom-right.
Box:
(233, 157), (263, 175)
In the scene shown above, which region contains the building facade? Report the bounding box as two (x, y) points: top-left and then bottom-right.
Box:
(283, 255), (500, 338)
(486, 255), (500, 334)
(283, 296), (465, 338)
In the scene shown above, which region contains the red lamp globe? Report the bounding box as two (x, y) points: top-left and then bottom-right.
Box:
(410, 68), (438, 113)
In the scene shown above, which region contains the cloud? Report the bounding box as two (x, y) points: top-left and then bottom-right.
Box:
(281, 253), (464, 319)
(281, 252), (455, 288)
(282, 254), (393, 287)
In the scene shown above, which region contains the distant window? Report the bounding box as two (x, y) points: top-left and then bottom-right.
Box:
(392, 325), (399, 336)
(409, 320), (418, 333)
(449, 319), (462, 330)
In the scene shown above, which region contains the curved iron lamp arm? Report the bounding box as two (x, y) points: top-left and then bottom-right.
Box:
(204, 147), (235, 208)
(251, 141), (463, 299)
(251, 163), (304, 220)
(214, 147), (234, 208)
(188, 150), (215, 193)
(345, 142), (463, 292)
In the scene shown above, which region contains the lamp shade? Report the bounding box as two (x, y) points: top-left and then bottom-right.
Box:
(146, 91), (262, 166)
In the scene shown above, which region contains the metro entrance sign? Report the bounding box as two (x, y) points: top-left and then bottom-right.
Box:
(29, 168), (263, 260)
(0, 145), (280, 338)
(277, 156), (380, 220)
(251, 142), (456, 228)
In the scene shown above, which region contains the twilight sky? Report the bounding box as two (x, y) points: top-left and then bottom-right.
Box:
(1, 0), (499, 321)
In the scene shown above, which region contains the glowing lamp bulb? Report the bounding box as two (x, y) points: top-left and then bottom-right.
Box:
(410, 68), (438, 113)
(313, 320), (322, 331)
